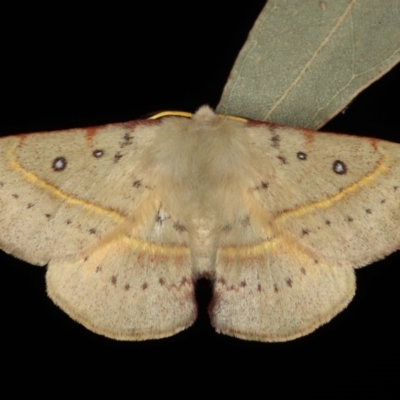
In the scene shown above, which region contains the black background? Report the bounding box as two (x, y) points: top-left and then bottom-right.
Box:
(1, 1), (399, 393)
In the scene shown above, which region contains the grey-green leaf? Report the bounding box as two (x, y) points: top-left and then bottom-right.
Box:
(216, 0), (400, 129)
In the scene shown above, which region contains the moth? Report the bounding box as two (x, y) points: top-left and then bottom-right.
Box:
(0, 105), (399, 341)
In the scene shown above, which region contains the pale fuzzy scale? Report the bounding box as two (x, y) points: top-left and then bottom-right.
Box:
(0, 105), (399, 341)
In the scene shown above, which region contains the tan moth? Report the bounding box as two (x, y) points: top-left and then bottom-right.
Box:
(0, 105), (399, 342)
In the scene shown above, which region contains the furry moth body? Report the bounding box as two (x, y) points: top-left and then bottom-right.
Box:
(0, 105), (399, 342)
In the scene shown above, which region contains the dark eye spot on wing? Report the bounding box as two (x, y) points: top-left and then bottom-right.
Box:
(333, 160), (347, 174)
(297, 152), (307, 160)
(93, 150), (104, 158)
(52, 157), (67, 171)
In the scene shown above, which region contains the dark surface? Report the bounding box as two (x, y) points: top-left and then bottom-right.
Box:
(1, 1), (398, 392)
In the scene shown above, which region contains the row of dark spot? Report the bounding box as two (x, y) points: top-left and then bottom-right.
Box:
(301, 209), (376, 237)
(108, 275), (191, 291)
(4, 177), (101, 236)
(299, 184), (400, 239)
(216, 272), (306, 293)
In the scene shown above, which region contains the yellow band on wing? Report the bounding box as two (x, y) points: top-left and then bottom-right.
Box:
(278, 156), (388, 221)
(219, 237), (281, 258)
(121, 235), (188, 256)
(8, 148), (125, 223)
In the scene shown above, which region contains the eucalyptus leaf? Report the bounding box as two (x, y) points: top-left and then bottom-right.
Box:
(217, 0), (400, 129)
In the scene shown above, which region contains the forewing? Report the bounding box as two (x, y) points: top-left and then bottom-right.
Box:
(246, 123), (400, 268)
(0, 120), (160, 265)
